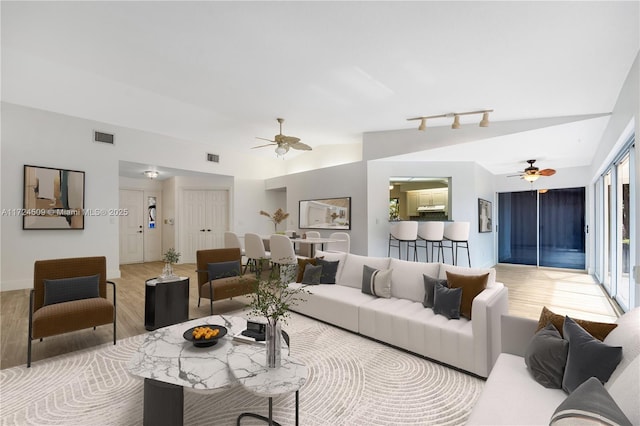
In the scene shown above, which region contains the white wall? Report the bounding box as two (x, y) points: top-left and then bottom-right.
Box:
(265, 162), (368, 255)
(0, 103), (273, 290)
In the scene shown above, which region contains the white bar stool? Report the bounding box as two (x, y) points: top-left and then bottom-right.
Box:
(388, 221), (418, 261)
(443, 222), (471, 266)
(417, 222), (445, 262)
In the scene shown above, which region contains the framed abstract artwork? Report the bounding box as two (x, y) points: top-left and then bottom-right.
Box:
(478, 198), (492, 233)
(23, 165), (85, 230)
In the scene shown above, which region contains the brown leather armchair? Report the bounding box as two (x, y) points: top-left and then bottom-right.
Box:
(28, 256), (116, 367)
(196, 248), (257, 315)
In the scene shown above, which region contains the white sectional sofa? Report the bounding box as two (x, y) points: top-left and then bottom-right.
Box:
(288, 250), (509, 378)
(467, 307), (640, 425)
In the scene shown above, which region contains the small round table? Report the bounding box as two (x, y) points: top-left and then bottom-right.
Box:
(227, 343), (308, 426)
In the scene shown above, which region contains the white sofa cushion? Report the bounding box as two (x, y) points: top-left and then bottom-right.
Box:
(289, 282), (374, 332)
(389, 258), (440, 303)
(603, 307), (640, 425)
(438, 263), (496, 287)
(466, 353), (567, 425)
(338, 253), (391, 289)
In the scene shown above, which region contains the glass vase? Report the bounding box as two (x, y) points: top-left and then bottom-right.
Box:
(265, 321), (282, 368)
(160, 262), (176, 281)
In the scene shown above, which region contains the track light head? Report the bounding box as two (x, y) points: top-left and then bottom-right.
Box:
(418, 118), (426, 131)
(479, 111), (490, 127)
(451, 115), (461, 129)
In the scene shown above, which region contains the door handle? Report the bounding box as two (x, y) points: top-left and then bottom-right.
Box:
(200, 229), (206, 232)
(207, 229), (212, 232)
(138, 230), (143, 233)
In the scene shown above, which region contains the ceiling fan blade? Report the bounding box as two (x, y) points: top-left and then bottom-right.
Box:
(507, 174), (524, 178)
(256, 137), (276, 143)
(280, 135), (301, 144)
(290, 141), (312, 151)
(539, 168), (556, 176)
(251, 143), (276, 149)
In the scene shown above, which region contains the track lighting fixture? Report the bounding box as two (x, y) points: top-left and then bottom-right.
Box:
(407, 109), (493, 131)
(451, 115), (461, 129)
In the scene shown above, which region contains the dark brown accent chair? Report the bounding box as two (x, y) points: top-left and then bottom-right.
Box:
(196, 248), (258, 315)
(28, 256), (116, 367)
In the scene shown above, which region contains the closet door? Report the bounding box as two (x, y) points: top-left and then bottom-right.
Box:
(181, 189), (228, 262)
(119, 189), (144, 264)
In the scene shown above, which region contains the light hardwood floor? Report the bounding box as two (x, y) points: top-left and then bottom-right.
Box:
(0, 262), (619, 370)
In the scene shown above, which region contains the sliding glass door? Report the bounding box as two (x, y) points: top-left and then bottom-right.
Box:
(498, 188), (586, 269)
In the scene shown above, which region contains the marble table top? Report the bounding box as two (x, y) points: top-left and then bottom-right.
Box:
(126, 315), (247, 393)
(227, 344), (308, 398)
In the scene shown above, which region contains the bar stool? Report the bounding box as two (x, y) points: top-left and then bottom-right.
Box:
(388, 221), (418, 261)
(443, 222), (471, 266)
(417, 222), (445, 262)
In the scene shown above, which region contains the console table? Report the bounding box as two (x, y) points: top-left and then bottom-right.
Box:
(144, 276), (189, 330)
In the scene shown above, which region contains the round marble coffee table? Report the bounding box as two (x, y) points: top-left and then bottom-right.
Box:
(227, 343), (308, 426)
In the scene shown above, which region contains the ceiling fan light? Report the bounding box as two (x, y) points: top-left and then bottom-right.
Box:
(144, 170), (159, 179)
(479, 111), (490, 127)
(451, 115), (461, 129)
(523, 174), (540, 182)
(275, 145), (289, 157)
(418, 118), (426, 131)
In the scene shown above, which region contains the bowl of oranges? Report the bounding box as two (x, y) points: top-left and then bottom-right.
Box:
(183, 325), (228, 347)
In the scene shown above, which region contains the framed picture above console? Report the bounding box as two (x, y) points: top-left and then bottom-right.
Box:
(299, 197), (351, 230)
(23, 164), (85, 230)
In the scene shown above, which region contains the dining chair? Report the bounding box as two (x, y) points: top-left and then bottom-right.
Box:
(305, 231), (321, 239)
(244, 233), (270, 273)
(269, 234), (298, 271)
(417, 222), (445, 262)
(224, 231), (245, 256)
(326, 232), (350, 253)
(442, 222), (471, 266)
(388, 221), (418, 261)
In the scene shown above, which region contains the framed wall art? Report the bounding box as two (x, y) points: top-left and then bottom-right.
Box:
(478, 198), (492, 233)
(299, 197), (351, 230)
(23, 165), (85, 230)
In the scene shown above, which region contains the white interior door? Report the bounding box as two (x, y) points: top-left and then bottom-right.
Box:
(119, 189), (144, 264)
(181, 189), (228, 262)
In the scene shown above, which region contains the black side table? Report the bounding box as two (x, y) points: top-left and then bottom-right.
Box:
(145, 277), (189, 331)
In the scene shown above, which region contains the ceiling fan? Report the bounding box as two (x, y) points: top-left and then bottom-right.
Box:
(508, 159), (556, 182)
(252, 118), (312, 157)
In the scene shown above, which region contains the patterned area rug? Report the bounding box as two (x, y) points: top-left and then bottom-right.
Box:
(1, 312), (484, 425)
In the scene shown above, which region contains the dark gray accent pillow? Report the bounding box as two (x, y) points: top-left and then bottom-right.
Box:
(432, 282), (462, 319)
(524, 323), (568, 389)
(43, 274), (100, 306)
(316, 258), (339, 284)
(562, 316), (623, 393)
(551, 377), (632, 426)
(207, 260), (241, 281)
(301, 264), (322, 285)
(423, 274), (447, 308)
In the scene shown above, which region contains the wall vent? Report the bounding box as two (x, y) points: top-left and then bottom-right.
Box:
(207, 153), (220, 163)
(94, 131), (114, 144)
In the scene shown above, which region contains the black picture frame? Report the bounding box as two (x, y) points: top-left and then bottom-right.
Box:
(299, 197), (351, 230)
(23, 164), (85, 230)
(478, 198), (492, 233)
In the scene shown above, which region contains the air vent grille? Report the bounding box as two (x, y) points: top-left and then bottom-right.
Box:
(94, 131), (114, 144)
(207, 153), (219, 163)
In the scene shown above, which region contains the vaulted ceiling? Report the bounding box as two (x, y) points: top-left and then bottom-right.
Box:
(2, 1), (638, 175)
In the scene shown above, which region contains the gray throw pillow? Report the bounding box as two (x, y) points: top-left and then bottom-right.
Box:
(432, 282), (462, 320)
(43, 274), (100, 306)
(562, 316), (622, 393)
(423, 274), (447, 308)
(524, 323), (568, 389)
(316, 258), (339, 284)
(301, 264), (322, 285)
(207, 260), (241, 281)
(551, 377), (632, 426)
(361, 265), (392, 298)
